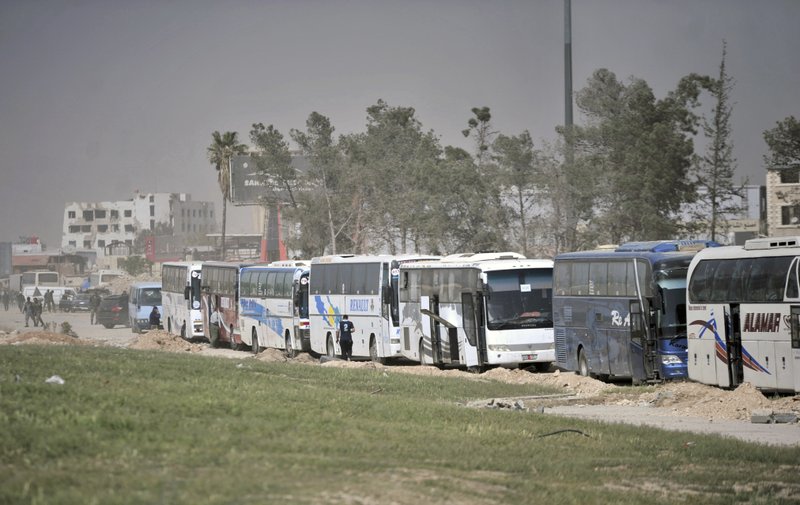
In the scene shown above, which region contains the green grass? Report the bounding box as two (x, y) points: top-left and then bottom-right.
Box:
(1, 346), (799, 505)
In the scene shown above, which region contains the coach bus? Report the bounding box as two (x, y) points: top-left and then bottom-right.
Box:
(398, 252), (554, 371)
(309, 254), (437, 361)
(201, 261), (252, 349)
(239, 261), (310, 356)
(553, 240), (718, 384)
(687, 236), (800, 393)
(161, 262), (203, 339)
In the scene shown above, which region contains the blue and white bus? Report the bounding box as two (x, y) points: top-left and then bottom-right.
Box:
(553, 240), (718, 383)
(399, 253), (555, 371)
(309, 254), (438, 361)
(687, 236), (800, 393)
(161, 262), (203, 339)
(239, 261), (310, 356)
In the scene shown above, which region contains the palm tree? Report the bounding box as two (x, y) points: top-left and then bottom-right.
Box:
(207, 131), (247, 260)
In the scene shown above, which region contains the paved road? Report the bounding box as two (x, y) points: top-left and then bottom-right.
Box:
(0, 304), (136, 347)
(541, 404), (800, 447)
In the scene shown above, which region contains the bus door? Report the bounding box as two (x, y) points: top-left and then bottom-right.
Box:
(460, 292), (482, 368)
(791, 306), (800, 393)
(722, 305), (743, 388)
(629, 300), (647, 382)
(428, 295), (443, 363)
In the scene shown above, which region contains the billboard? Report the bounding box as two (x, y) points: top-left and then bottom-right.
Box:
(230, 154), (310, 206)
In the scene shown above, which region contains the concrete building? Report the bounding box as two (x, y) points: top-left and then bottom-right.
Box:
(681, 184), (766, 245)
(766, 165), (800, 237)
(61, 192), (216, 256)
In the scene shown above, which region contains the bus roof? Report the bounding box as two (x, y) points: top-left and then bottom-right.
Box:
(613, 240), (721, 253)
(402, 257), (553, 272)
(201, 261), (261, 269)
(129, 281), (162, 289)
(241, 263), (309, 272)
(311, 254), (438, 265)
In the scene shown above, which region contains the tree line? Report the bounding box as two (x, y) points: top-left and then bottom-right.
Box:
(208, 49), (800, 259)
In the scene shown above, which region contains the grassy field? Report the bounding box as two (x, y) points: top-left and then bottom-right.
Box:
(1, 345), (799, 505)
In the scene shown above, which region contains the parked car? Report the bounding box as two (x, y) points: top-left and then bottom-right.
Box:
(96, 294), (130, 329)
(59, 293), (92, 312)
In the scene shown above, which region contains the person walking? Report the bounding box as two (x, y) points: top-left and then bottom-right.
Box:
(23, 297), (33, 327)
(32, 298), (44, 327)
(17, 292), (25, 313)
(2, 290), (9, 311)
(336, 314), (355, 361)
(89, 292), (101, 325)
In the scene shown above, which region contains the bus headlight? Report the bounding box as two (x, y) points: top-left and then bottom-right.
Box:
(488, 344), (511, 352)
(661, 355), (683, 365)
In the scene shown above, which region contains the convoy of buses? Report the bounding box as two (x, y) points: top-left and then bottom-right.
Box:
(156, 237), (800, 394)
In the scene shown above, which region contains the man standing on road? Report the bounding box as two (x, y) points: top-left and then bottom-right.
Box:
(89, 292), (101, 325)
(336, 314), (355, 361)
(209, 305), (222, 348)
(23, 297), (33, 327)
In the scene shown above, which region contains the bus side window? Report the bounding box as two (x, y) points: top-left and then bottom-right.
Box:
(787, 258), (800, 299)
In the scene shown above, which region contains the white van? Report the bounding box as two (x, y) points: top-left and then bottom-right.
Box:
(22, 286), (78, 306)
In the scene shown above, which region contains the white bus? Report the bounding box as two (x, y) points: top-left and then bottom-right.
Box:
(399, 253), (554, 371)
(89, 269), (125, 288)
(309, 254), (437, 361)
(161, 262), (203, 339)
(239, 261), (310, 356)
(687, 236), (800, 393)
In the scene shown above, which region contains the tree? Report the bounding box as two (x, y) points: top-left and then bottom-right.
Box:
(290, 112), (347, 255)
(207, 131), (247, 260)
(492, 131), (541, 256)
(573, 69), (706, 244)
(694, 41), (744, 242)
(763, 116), (800, 168)
(249, 123), (297, 208)
(462, 106), (495, 169)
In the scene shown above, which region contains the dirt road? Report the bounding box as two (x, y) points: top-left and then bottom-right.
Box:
(1, 305), (799, 446)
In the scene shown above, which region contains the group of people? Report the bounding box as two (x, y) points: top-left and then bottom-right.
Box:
(22, 296), (45, 327)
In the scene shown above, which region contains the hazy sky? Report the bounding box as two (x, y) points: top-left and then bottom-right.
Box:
(1, 0), (798, 248)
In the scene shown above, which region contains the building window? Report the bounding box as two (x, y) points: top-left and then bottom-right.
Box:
(98, 240), (106, 248)
(181, 208), (185, 217)
(83, 240), (91, 248)
(192, 209), (196, 218)
(81, 225), (91, 232)
(97, 225), (108, 233)
(150, 205), (155, 217)
(149, 195), (154, 202)
(150, 219), (155, 230)
(110, 210), (119, 219)
(782, 205), (800, 225)
(125, 240), (132, 246)
(124, 210), (132, 218)
(68, 211), (76, 219)
(95, 210), (106, 219)
(83, 210), (94, 221)
(780, 169), (800, 184)
(210, 210), (214, 218)
(112, 224), (120, 232)
(69, 225), (80, 233)
(125, 224), (135, 232)
(68, 241), (76, 247)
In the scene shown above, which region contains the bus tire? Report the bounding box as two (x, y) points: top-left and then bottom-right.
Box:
(251, 328), (260, 355)
(326, 334), (336, 359)
(285, 332), (296, 358)
(578, 348), (590, 377)
(369, 336), (385, 365)
(419, 339), (429, 365)
(230, 327), (241, 351)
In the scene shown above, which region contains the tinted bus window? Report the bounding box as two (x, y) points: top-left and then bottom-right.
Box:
(589, 262), (607, 296)
(570, 262), (589, 296)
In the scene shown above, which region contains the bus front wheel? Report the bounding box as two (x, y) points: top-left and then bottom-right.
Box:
(285, 333), (296, 358)
(369, 336), (385, 365)
(251, 328), (260, 355)
(326, 335), (336, 359)
(578, 349), (590, 377)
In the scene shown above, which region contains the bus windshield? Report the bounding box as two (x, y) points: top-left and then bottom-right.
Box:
(656, 268), (688, 329)
(486, 269), (553, 330)
(140, 288), (162, 306)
